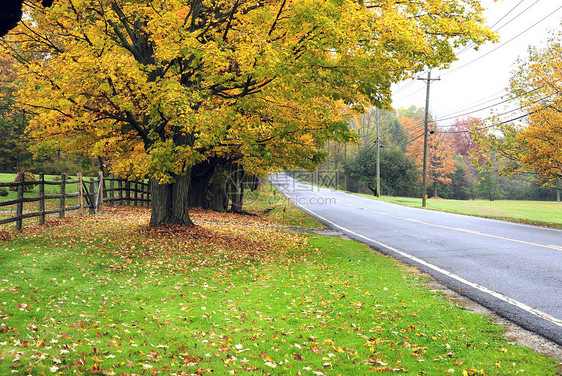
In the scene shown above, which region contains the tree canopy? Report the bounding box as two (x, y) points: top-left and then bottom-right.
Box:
(509, 28), (562, 185)
(472, 27), (561, 189)
(400, 110), (457, 196)
(344, 145), (418, 196)
(1, 0), (495, 225)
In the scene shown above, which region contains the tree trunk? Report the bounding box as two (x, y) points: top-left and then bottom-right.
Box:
(188, 160), (229, 211)
(149, 171), (194, 227)
(188, 162), (217, 208)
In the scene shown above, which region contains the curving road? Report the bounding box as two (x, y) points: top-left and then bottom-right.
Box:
(270, 173), (562, 345)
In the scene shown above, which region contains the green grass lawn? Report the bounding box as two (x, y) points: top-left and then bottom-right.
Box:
(245, 185), (325, 229)
(355, 194), (562, 229)
(0, 173), (87, 232)
(0, 173), (83, 184)
(0, 202), (559, 375)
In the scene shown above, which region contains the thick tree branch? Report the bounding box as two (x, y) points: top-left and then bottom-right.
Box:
(269, 0), (287, 36)
(222, 0), (240, 41)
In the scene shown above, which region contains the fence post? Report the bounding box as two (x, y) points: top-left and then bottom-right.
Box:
(59, 173), (66, 218)
(125, 181), (131, 205)
(39, 173), (45, 225)
(16, 172), (24, 231)
(118, 179), (123, 205)
(97, 171), (104, 213)
(77, 172), (84, 216)
(134, 181), (138, 206)
(109, 174), (115, 206)
(148, 180), (151, 207)
(89, 178), (96, 214)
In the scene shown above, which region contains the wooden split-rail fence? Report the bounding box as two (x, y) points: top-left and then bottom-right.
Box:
(0, 172), (151, 231)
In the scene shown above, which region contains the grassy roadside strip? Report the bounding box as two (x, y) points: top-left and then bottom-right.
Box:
(276, 176), (561, 228)
(246, 187), (325, 229)
(0, 195), (559, 374)
(353, 193), (562, 229)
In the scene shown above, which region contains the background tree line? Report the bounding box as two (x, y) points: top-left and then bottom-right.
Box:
(329, 27), (562, 202)
(333, 105), (559, 201)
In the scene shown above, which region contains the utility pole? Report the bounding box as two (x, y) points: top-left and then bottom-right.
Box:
(417, 71), (440, 208)
(344, 142), (347, 191)
(326, 139), (330, 188)
(375, 108), (381, 198)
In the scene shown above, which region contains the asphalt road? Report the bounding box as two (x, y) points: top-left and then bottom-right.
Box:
(270, 173), (562, 345)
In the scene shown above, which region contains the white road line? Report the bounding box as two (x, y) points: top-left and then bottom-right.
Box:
(312, 192), (562, 252)
(335, 189), (562, 233)
(289, 195), (562, 328)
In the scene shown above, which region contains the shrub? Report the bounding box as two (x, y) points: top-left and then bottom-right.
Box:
(8, 172), (37, 192)
(52, 174), (69, 181)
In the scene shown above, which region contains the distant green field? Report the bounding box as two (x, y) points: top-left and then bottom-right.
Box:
(357, 193), (562, 229)
(0, 173), (82, 203)
(0, 173), (95, 228)
(0, 172), (82, 183)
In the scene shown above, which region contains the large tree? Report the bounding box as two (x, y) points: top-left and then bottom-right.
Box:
(472, 28), (561, 198)
(401, 111), (457, 197)
(509, 29), (562, 186)
(446, 117), (483, 159)
(344, 146), (419, 196)
(1, 0), (494, 226)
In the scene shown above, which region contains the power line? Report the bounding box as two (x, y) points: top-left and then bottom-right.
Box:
(434, 94), (554, 131)
(403, 131), (425, 146)
(432, 86), (544, 122)
(392, 84), (426, 103)
(434, 89), (508, 119)
(493, 0), (540, 32)
(392, 3), (559, 126)
(434, 105), (519, 128)
(392, 69), (429, 94)
(434, 97), (515, 123)
(441, 5), (562, 77)
(436, 112), (532, 134)
(453, 0), (533, 57)
(393, 2), (543, 103)
(401, 88), (547, 130)
(391, 80), (418, 96)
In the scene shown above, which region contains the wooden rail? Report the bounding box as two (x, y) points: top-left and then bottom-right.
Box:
(0, 172), (151, 231)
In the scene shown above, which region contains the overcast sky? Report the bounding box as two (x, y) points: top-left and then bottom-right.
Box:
(390, 0), (562, 127)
